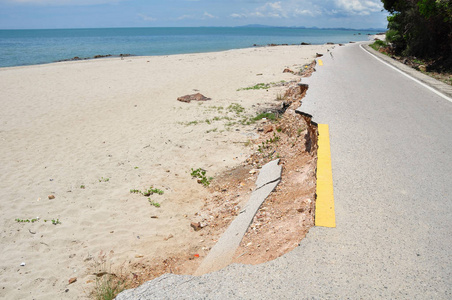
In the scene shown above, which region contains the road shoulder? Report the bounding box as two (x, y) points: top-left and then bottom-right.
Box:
(361, 43), (452, 99)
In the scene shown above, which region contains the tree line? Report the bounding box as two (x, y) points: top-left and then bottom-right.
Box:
(382, 0), (451, 71)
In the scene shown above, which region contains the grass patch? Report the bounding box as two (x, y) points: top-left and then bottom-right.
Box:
(190, 168), (213, 186)
(94, 275), (127, 300)
(148, 198), (161, 207)
(237, 81), (286, 91)
(130, 187), (164, 196)
(237, 83), (271, 91)
(206, 128), (218, 133)
(253, 112), (278, 122)
(15, 218), (39, 223)
(227, 103), (245, 115)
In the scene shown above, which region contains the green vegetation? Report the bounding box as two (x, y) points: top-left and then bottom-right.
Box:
(190, 168), (213, 186)
(99, 177), (110, 182)
(381, 0), (451, 72)
(15, 218), (39, 223)
(227, 103), (245, 115)
(94, 274), (127, 300)
(237, 81), (286, 91)
(370, 39), (389, 52)
(51, 219), (61, 225)
(148, 198), (161, 207)
(237, 83), (271, 91)
(130, 187), (164, 196)
(130, 186), (164, 208)
(206, 128), (218, 133)
(16, 218), (61, 225)
(266, 133), (280, 144)
(80, 185), (86, 189)
(252, 112), (278, 122)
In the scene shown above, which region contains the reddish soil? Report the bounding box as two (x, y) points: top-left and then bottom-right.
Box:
(89, 62), (319, 296)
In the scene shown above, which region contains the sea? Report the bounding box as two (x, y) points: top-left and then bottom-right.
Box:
(0, 27), (381, 68)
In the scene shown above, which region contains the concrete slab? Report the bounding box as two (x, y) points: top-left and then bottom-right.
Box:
(194, 160), (282, 275)
(254, 159), (281, 189)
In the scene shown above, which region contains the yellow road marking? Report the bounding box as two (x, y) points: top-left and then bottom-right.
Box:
(318, 59), (323, 66)
(315, 124), (336, 227)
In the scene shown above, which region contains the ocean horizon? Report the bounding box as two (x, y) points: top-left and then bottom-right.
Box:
(0, 27), (381, 68)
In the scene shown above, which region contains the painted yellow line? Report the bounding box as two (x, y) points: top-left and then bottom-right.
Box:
(318, 59), (323, 66)
(315, 124), (336, 228)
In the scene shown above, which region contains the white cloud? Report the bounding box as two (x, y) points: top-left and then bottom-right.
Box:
(232, 1), (288, 19)
(334, 0), (382, 16)
(294, 8), (317, 17)
(229, 0), (384, 20)
(177, 14), (194, 20)
(138, 14), (157, 22)
(176, 12), (217, 21)
(203, 12), (217, 19)
(230, 13), (245, 19)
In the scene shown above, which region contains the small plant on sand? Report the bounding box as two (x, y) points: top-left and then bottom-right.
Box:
(148, 198), (161, 207)
(99, 177), (110, 182)
(92, 251), (128, 300)
(191, 168), (213, 186)
(253, 112), (277, 122)
(94, 275), (127, 300)
(237, 83), (271, 91)
(130, 187), (164, 196)
(15, 218), (39, 223)
(258, 142), (267, 153)
(51, 219), (61, 225)
(266, 133), (280, 144)
(276, 93), (285, 100)
(80, 185), (86, 189)
(227, 103), (245, 115)
(206, 128), (218, 133)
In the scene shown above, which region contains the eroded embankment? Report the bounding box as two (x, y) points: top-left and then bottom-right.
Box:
(231, 80), (319, 265)
(91, 61), (320, 296)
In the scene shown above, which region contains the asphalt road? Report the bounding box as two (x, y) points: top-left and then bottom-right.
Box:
(117, 42), (452, 299)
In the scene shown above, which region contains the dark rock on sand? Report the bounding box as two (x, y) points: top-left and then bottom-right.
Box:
(177, 93), (211, 103)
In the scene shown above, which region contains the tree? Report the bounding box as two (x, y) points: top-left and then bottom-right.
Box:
(381, 0), (452, 71)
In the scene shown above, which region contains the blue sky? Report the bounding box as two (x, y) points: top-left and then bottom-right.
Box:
(0, 0), (389, 30)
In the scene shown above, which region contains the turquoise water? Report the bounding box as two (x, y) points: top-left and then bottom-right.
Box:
(0, 27), (378, 68)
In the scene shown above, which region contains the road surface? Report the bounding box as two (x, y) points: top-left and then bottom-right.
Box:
(117, 42), (452, 299)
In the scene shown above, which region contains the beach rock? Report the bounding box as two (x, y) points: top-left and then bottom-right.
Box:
(283, 68), (294, 74)
(48, 195), (55, 200)
(191, 222), (202, 231)
(264, 125), (274, 134)
(300, 42), (311, 45)
(164, 234), (174, 241)
(177, 93), (211, 103)
(316, 53), (323, 58)
(68, 277), (77, 284)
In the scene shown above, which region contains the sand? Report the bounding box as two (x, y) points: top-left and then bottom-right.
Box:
(0, 44), (331, 299)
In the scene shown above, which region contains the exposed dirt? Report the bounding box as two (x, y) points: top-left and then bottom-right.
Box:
(88, 61), (319, 296)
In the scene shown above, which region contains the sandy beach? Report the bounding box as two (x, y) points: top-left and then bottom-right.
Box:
(0, 44), (331, 299)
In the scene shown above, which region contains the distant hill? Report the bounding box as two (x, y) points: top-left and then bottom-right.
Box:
(237, 24), (386, 32)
